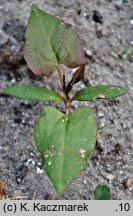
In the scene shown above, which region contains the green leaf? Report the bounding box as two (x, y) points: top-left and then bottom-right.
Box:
(94, 184), (112, 200)
(35, 106), (97, 195)
(72, 85), (128, 101)
(5, 85), (63, 102)
(122, 47), (132, 60)
(24, 4), (85, 77)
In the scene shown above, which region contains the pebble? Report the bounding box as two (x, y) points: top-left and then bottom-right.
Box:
(85, 49), (92, 57)
(98, 111), (104, 118)
(113, 0), (123, 10)
(106, 174), (115, 181)
(101, 171), (115, 181)
(110, 51), (118, 58)
(11, 78), (16, 84)
(96, 137), (104, 151)
(130, 20), (133, 25)
(84, 180), (87, 184)
(77, 9), (90, 19)
(100, 121), (105, 128)
(36, 167), (43, 174)
(119, 170), (123, 175)
(26, 158), (32, 164)
(32, 160), (35, 166)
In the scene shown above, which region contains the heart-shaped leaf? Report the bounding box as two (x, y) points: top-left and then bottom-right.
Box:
(94, 184), (112, 200)
(35, 106), (97, 195)
(24, 4), (85, 77)
(72, 85), (128, 101)
(5, 85), (63, 102)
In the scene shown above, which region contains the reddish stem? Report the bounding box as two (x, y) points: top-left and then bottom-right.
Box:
(65, 96), (71, 115)
(56, 65), (72, 115)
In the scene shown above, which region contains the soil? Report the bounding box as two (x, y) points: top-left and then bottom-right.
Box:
(0, 0), (133, 199)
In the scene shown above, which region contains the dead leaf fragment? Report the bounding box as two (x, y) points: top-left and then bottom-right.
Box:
(0, 181), (8, 200)
(123, 177), (133, 189)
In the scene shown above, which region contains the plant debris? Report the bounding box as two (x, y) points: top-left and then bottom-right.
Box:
(0, 181), (8, 200)
(0, 180), (35, 200)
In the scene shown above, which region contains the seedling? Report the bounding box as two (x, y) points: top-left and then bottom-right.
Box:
(94, 184), (112, 200)
(122, 47), (132, 60)
(5, 4), (128, 195)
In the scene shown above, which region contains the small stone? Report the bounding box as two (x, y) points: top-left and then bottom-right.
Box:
(96, 139), (104, 151)
(106, 174), (115, 181)
(27, 158), (32, 163)
(16, 177), (21, 183)
(98, 111), (104, 118)
(11, 78), (16, 84)
(113, 0), (123, 10)
(32, 160), (35, 166)
(119, 170), (123, 175)
(77, 9), (90, 19)
(100, 121), (105, 128)
(110, 51), (118, 58)
(36, 167), (43, 174)
(85, 49), (92, 57)
(101, 171), (114, 181)
(84, 180), (87, 184)
(130, 20), (133, 25)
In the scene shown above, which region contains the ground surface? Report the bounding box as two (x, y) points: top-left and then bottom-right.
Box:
(0, 0), (133, 199)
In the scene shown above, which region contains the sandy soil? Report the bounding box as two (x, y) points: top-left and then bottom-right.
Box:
(0, 0), (133, 199)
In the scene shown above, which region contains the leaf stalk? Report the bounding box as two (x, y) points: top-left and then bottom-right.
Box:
(56, 64), (64, 89)
(65, 96), (71, 115)
(56, 64), (71, 115)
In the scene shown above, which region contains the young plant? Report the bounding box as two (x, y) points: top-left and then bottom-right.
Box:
(94, 184), (112, 200)
(5, 4), (128, 195)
